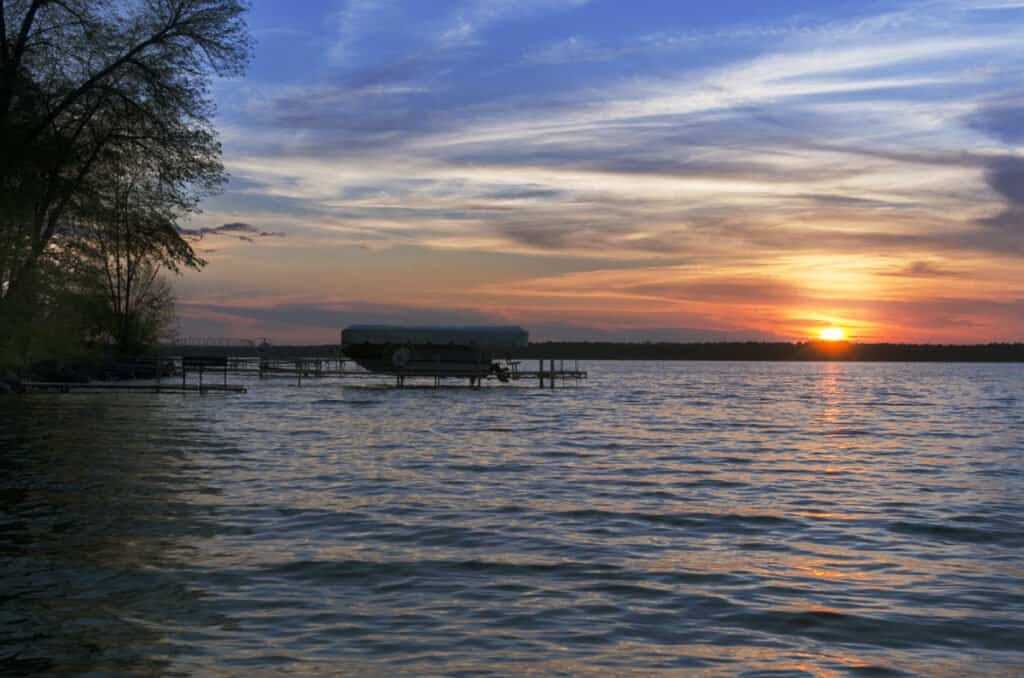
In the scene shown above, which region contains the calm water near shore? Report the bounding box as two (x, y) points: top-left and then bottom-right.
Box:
(1, 361), (1022, 675)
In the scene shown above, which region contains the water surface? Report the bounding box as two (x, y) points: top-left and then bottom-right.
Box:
(2, 361), (1022, 674)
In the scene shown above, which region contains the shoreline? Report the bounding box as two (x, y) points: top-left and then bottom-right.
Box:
(164, 341), (1024, 363)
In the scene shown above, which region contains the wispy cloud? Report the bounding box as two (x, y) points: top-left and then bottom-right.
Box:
(967, 95), (1024, 144)
(522, 18), (889, 66)
(179, 222), (286, 242)
(436, 0), (590, 50)
(329, 0), (394, 65)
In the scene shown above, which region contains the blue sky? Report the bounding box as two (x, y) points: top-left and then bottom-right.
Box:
(176, 0), (1024, 343)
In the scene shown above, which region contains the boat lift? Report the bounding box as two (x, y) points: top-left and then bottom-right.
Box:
(337, 325), (587, 388)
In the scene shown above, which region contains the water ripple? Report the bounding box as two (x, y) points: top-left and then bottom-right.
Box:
(2, 361), (1023, 674)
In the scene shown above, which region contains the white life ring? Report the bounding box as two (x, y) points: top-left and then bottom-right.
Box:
(391, 346), (412, 367)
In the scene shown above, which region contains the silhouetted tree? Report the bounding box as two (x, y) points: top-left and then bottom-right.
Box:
(67, 147), (204, 354)
(0, 0), (250, 344)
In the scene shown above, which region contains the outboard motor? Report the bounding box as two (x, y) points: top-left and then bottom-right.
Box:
(491, 362), (511, 383)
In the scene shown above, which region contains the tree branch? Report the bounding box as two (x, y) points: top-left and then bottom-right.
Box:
(11, 0), (48, 69)
(1, 1), (9, 65)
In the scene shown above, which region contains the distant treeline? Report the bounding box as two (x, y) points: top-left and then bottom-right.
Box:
(509, 341), (1024, 362)
(165, 341), (1024, 362)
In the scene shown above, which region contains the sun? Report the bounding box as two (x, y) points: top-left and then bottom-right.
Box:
(818, 327), (847, 342)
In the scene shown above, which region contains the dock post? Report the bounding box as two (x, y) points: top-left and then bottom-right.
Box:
(550, 359), (555, 389)
(538, 359), (544, 388)
(182, 359), (186, 389)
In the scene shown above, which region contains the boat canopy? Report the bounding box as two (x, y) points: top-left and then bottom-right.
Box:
(342, 325), (528, 349)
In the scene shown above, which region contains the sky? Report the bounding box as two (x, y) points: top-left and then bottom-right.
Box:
(174, 0), (1024, 344)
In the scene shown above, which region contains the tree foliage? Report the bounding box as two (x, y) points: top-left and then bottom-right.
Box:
(0, 0), (250, 360)
(70, 150), (200, 354)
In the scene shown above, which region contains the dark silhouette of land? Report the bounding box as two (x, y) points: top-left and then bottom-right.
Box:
(11, 339), (1014, 391)
(509, 341), (1024, 362)
(167, 341), (1024, 362)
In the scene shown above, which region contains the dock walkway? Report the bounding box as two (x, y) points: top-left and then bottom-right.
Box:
(247, 357), (587, 388)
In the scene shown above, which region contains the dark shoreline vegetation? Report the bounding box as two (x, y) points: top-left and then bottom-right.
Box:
(167, 341), (1024, 362)
(0, 1), (251, 378)
(512, 341), (1024, 362)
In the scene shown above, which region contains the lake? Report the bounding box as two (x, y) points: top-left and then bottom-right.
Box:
(2, 361), (1022, 675)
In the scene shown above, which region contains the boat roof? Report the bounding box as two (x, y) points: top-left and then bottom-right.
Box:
(342, 325), (528, 348)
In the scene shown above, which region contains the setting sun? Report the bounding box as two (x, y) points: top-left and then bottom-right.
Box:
(818, 327), (847, 342)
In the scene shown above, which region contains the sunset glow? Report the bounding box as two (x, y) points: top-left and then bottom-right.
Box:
(818, 328), (848, 342)
(172, 1), (1024, 344)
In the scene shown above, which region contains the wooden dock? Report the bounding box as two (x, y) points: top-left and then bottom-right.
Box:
(245, 357), (587, 388)
(18, 356), (585, 393)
